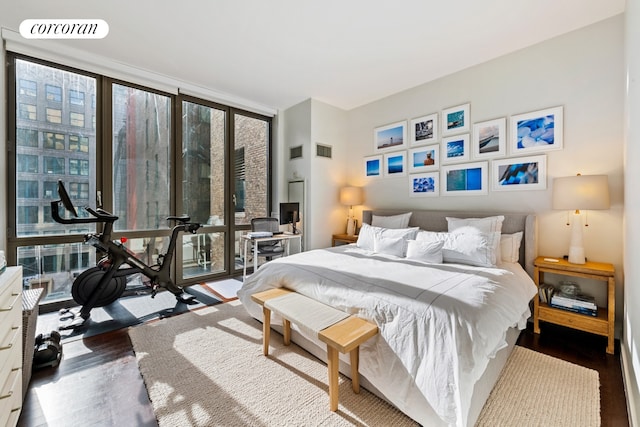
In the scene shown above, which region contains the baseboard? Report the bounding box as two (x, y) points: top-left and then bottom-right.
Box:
(620, 343), (639, 427)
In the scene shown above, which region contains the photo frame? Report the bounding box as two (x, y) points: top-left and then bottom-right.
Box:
(409, 144), (439, 173)
(364, 155), (383, 178)
(410, 172), (439, 197)
(441, 134), (470, 164)
(510, 106), (563, 153)
(441, 161), (488, 196)
(492, 155), (547, 191)
(374, 121), (407, 152)
(384, 151), (407, 177)
(472, 117), (506, 159)
(410, 113), (438, 146)
(442, 103), (470, 135)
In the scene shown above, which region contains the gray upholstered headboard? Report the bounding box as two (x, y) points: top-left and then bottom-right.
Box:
(362, 210), (538, 278)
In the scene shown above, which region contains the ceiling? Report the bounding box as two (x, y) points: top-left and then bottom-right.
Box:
(1, 0), (626, 112)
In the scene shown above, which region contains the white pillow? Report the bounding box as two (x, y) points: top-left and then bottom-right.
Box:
(372, 212), (412, 229)
(446, 215), (505, 234)
(416, 231), (500, 267)
(373, 235), (407, 257)
(357, 223), (419, 251)
(500, 232), (523, 263)
(406, 240), (444, 263)
(447, 215), (504, 262)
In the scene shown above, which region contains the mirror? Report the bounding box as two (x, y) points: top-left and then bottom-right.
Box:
(288, 180), (305, 251)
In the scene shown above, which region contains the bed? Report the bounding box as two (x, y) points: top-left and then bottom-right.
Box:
(237, 209), (538, 427)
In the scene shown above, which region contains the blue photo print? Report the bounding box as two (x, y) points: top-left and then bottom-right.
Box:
(384, 151), (406, 177)
(511, 106), (563, 153)
(364, 155), (382, 178)
(446, 167), (482, 191)
(410, 172), (438, 197)
(442, 161), (488, 195)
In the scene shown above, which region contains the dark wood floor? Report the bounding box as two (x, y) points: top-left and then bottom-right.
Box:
(18, 319), (629, 427)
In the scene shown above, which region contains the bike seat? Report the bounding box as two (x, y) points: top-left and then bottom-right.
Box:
(167, 215), (191, 223)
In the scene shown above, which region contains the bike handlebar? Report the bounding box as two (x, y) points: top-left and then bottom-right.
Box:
(50, 200), (109, 225)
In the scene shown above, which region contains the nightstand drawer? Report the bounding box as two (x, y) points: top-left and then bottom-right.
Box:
(538, 305), (609, 336)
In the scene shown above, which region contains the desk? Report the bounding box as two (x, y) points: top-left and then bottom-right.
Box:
(242, 233), (302, 278)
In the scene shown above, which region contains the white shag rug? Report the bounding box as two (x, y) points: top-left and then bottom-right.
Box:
(128, 301), (600, 427)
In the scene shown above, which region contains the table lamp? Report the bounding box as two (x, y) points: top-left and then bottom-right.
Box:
(340, 186), (364, 236)
(552, 174), (610, 264)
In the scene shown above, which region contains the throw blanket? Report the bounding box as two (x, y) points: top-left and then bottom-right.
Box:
(238, 245), (536, 426)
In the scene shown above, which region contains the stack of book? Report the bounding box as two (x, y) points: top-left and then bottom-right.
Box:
(550, 292), (598, 316)
(538, 284), (555, 304)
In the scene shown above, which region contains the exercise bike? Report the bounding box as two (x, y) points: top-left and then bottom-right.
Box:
(51, 180), (201, 329)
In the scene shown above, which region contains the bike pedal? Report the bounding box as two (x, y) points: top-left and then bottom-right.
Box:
(59, 316), (89, 331)
(176, 293), (197, 305)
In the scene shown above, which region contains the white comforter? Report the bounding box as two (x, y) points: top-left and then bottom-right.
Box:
(237, 244), (537, 426)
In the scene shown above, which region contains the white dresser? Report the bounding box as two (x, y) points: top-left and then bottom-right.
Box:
(0, 267), (23, 427)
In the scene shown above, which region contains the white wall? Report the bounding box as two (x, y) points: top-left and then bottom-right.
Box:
(623, 1), (640, 423)
(345, 15), (625, 323)
(309, 99), (348, 248)
(279, 99), (311, 248)
(278, 99), (348, 249)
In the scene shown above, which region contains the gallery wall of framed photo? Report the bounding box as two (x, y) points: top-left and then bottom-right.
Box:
(365, 103), (562, 198)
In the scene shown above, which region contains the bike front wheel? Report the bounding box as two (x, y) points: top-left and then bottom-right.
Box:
(72, 266), (126, 307)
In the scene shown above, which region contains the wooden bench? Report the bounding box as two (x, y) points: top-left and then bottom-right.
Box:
(251, 288), (378, 411)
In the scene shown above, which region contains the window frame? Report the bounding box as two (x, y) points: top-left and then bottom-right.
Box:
(7, 53), (273, 312)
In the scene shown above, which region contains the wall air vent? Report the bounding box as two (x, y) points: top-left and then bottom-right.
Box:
(290, 145), (303, 160)
(316, 143), (332, 159)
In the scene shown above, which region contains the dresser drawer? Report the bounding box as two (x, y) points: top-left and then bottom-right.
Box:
(0, 267), (23, 427)
(0, 325), (21, 380)
(0, 280), (20, 310)
(0, 365), (22, 424)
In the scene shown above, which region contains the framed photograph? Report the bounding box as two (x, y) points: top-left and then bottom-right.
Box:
(472, 118), (506, 159)
(410, 172), (439, 197)
(409, 144), (439, 173)
(374, 121), (407, 152)
(510, 106), (563, 153)
(442, 103), (470, 135)
(441, 161), (488, 196)
(410, 113), (438, 146)
(364, 155), (383, 178)
(441, 134), (470, 164)
(492, 155), (547, 191)
(384, 151), (407, 177)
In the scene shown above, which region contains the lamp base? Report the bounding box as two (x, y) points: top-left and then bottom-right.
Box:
(346, 218), (357, 236)
(567, 212), (586, 264)
(567, 246), (586, 264)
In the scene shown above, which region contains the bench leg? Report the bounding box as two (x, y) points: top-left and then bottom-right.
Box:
(327, 346), (339, 411)
(350, 347), (360, 393)
(262, 306), (271, 356)
(283, 318), (291, 345)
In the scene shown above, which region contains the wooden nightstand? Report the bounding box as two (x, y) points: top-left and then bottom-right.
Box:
(533, 256), (615, 354)
(332, 234), (358, 246)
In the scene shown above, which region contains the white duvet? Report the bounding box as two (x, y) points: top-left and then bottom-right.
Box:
(237, 244), (537, 426)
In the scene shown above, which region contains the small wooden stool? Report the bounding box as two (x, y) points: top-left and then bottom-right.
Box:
(251, 288), (378, 411)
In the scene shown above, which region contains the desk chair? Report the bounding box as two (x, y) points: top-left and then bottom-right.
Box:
(251, 217), (285, 261)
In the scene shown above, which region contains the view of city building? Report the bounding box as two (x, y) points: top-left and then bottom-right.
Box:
(10, 57), (270, 306)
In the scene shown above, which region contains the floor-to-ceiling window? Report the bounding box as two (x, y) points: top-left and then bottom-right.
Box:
(7, 54), (272, 311)
(232, 112), (270, 264)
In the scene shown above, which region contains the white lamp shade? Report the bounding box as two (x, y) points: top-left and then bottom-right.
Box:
(340, 186), (364, 206)
(552, 175), (610, 211)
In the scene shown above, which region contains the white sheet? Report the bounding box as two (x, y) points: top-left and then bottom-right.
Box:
(238, 244), (537, 426)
